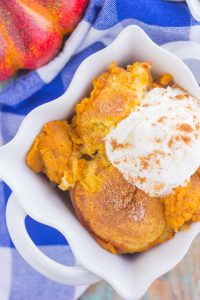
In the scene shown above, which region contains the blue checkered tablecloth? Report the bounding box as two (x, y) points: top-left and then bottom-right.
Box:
(0, 1), (200, 299)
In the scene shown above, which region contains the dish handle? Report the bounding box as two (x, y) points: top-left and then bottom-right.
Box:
(6, 193), (101, 286)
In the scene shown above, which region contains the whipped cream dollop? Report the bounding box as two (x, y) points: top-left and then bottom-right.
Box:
(105, 86), (200, 197)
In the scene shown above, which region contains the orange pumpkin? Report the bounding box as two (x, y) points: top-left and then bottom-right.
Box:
(0, 0), (88, 81)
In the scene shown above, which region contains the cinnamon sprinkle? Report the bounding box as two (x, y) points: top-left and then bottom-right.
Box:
(154, 183), (165, 192)
(177, 123), (193, 132)
(110, 138), (131, 151)
(155, 137), (162, 143)
(136, 177), (147, 184)
(154, 150), (165, 156)
(168, 138), (173, 148)
(175, 94), (190, 100)
(139, 158), (149, 170)
(181, 135), (191, 144)
(157, 116), (167, 123)
(172, 83), (188, 93)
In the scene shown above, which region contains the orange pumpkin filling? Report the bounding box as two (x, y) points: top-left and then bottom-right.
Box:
(26, 62), (200, 253)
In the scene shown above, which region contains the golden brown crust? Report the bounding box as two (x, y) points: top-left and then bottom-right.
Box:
(70, 166), (170, 254)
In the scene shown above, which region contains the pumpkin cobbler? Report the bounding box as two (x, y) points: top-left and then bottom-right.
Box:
(26, 62), (200, 254)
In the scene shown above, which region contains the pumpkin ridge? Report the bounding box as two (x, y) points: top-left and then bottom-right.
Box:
(19, 0), (60, 29)
(0, 4), (25, 79)
(3, 0), (62, 70)
(0, 22), (24, 79)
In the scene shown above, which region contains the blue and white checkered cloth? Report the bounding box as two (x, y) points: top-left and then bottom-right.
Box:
(1, 1), (200, 299)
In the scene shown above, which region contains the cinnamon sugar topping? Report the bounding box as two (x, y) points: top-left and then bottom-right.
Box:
(128, 199), (145, 222)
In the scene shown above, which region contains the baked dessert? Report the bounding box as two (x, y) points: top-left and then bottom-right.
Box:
(26, 62), (200, 254)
